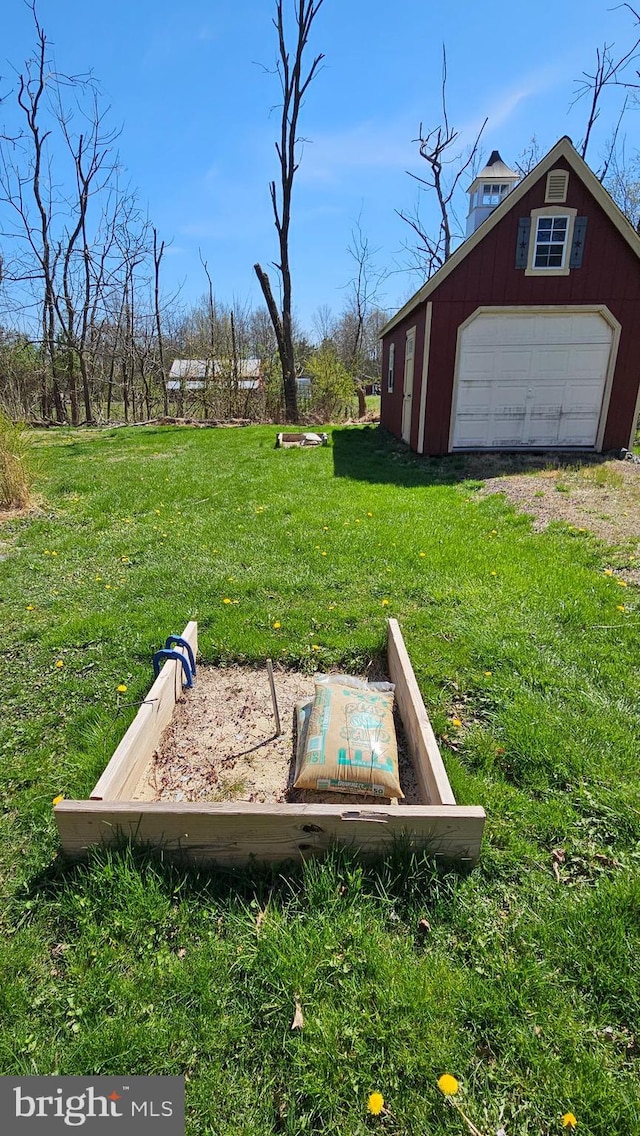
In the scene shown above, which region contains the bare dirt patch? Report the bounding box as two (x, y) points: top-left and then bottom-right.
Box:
(464, 453), (640, 546)
(134, 664), (420, 806)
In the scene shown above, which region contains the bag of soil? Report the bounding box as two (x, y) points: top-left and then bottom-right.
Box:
(293, 675), (403, 798)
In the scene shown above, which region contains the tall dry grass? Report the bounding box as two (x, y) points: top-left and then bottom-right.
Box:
(0, 412), (32, 508)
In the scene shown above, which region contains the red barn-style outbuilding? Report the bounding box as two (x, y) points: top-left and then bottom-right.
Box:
(380, 137), (640, 456)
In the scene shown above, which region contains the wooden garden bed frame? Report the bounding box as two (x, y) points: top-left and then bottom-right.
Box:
(55, 620), (485, 866)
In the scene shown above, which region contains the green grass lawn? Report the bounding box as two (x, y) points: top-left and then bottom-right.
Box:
(1, 424), (639, 1135)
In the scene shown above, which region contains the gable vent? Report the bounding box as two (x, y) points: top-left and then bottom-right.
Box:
(545, 169), (569, 203)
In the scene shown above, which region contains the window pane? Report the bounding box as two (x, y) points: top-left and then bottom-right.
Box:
(537, 219), (553, 235)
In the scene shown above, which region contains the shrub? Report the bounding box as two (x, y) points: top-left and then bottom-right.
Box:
(307, 344), (356, 420)
(0, 412), (32, 508)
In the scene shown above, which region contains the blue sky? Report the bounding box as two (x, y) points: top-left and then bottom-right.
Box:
(1, 0), (636, 332)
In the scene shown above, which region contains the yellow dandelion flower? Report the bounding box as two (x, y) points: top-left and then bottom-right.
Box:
(26, 604), (35, 611)
(321, 551), (327, 556)
(105, 584), (111, 590)
(367, 511), (373, 517)
(55, 660), (64, 669)
(604, 568), (613, 576)
(419, 551), (426, 557)
(381, 599), (390, 606)
(52, 794), (64, 806)
(312, 644), (320, 651)
(273, 621), (281, 629)
(367, 1092), (384, 1116)
(121, 556), (130, 563)
(323, 526), (329, 531)
(44, 549), (51, 555)
(117, 684), (128, 693)
(490, 570), (497, 576)
(617, 604), (625, 612)
(452, 717), (462, 727)
(51, 550), (58, 557)
(355, 518), (361, 523)
(618, 580), (628, 587)
(437, 1073), (459, 1096)
(561, 1114), (577, 1130)
(223, 598), (232, 604)
(484, 670), (492, 676)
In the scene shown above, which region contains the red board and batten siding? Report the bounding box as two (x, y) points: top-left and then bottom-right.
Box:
(382, 154), (640, 455)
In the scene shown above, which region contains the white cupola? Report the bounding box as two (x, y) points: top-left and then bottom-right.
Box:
(466, 151), (520, 236)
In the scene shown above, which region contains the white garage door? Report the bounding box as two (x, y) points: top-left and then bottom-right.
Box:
(452, 312), (613, 449)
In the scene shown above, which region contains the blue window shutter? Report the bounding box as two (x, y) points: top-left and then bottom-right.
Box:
(569, 217), (587, 268)
(515, 218), (531, 268)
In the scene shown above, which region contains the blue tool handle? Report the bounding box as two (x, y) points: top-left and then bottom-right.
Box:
(164, 634), (196, 677)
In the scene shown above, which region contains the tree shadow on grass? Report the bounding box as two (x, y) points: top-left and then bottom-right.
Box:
(332, 425), (620, 488)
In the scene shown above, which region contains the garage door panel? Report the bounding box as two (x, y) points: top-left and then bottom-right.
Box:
(456, 381), (494, 410)
(453, 312), (612, 449)
(535, 348), (570, 376)
(460, 349), (499, 379)
(568, 345), (611, 379)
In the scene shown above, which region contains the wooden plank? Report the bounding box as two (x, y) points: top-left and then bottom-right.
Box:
(386, 619), (457, 806)
(90, 621), (198, 801)
(55, 800), (486, 866)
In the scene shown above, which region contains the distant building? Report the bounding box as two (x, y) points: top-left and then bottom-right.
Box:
(167, 358), (264, 391)
(380, 136), (640, 455)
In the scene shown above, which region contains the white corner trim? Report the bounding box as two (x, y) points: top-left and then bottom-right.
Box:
(628, 376), (640, 450)
(417, 302), (433, 455)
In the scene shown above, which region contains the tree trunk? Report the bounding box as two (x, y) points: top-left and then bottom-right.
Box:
(254, 262), (298, 422)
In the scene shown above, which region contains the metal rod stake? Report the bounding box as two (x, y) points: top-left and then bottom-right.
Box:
(266, 658), (282, 736)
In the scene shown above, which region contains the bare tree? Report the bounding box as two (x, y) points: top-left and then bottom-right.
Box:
(254, 0), (325, 423)
(398, 46), (487, 278)
(199, 251), (217, 417)
(513, 136), (542, 178)
(573, 4), (640, 170)
(152, 227), (169, 415)
(606, 144), (640, 231)
(340, 216), (388, 416)
(0, 4), (164, 425)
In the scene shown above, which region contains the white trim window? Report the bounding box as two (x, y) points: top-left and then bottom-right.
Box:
(387, 342), (395, 393)
(481, 182), (509, 206)
(534, 215), (569, 268)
